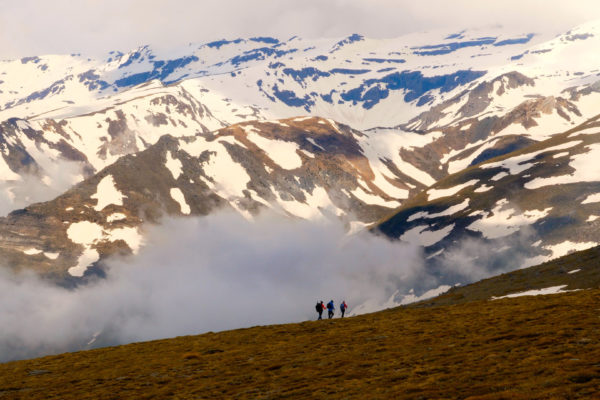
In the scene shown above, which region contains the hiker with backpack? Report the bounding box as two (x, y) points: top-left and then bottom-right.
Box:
(340, 300), (348, 318)
(315, 300), (325, 320)
(327, 300), (335, 319)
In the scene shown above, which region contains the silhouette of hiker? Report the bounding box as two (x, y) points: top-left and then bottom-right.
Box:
(327, 300), (335, 319)
(340, 300), (348, 318)
(315, 300), (325, 320)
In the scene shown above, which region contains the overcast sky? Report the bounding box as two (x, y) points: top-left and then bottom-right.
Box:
(1, 0), (599, 57)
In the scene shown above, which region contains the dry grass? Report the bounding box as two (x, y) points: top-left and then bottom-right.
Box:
(2, 287), (600, 399)
(422, 245), (600, 307)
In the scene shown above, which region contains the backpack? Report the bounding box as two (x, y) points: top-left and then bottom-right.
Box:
(316, 302), (322, 312)
(341, 302), (346, 311)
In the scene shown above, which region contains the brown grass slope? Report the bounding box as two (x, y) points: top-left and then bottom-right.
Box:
(3, 248), (600, 399)
(420, 244), (600, 307)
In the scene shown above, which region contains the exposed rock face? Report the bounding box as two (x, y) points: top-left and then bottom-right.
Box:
(0, 118), (92, 176)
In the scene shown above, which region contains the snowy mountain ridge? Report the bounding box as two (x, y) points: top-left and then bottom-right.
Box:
(1, 21), (599, 212)
(1, 21), (600, 281)
(0, 24), (579, 125)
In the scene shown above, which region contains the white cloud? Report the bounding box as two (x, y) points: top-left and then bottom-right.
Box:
(0, 208), (547, 362)
(0, 0), (598, 58)
(0, 158), (86, 216)
(0, 211), (426, 361)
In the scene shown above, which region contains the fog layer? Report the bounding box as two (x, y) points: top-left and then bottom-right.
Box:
(0, 212), (426, 362)
(0, 209), (546, 362)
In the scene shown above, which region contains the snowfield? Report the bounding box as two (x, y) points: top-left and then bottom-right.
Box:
(491, 285), (576, 299)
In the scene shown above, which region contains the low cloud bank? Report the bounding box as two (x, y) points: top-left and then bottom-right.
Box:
(0, 212), (424, 361)
(0, 211), (536, 362)
(0, 159), (85, 216)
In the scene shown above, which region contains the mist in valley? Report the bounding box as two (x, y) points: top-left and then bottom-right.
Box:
(0, 211), (535, 362)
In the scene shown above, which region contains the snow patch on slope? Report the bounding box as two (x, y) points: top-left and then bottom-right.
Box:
(170, 188), (190, 214)
(246, 132), (303, 170)
(400, 224), (455, 247)
(107, 227), (143, 254)
(582, 193), (600, 204)
(408, 199), (470, 221)
(467, 199), (551, 239)
(350, 184), (401, 208)
(525, 143), (600, 189)
(22, 248), (42, 255)
(107, 213), (127, 222)
(67, 221), (104, 245)
(91, 175), (125, 211)
(181, 137), (251, 201)
(491, 285), (574, 299)
(482, 141), (584, 178)
(165, 151), (183, 180)
(276, 186), (338, 220)
(427, 179), (478, 201)
(69, 248), (100, 278)
(543, 240), (598, 259)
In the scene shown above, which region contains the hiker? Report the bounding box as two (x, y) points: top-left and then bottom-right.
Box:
(315, 300), (325, 320)
(340, 300), (348, 318)
(327, 300), (335, 319)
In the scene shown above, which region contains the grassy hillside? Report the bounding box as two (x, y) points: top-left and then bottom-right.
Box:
(2, 277), (600, 398)
(419, 245), (600, 307)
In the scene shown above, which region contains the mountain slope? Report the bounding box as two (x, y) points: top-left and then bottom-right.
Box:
(420, 244), (600, 307)
(0, 117), (421, 280)
(0, 22), (599, 297)
(376, 113), (600, 273)
(0, 80), (265, 211)
(1, 21), (597, 131)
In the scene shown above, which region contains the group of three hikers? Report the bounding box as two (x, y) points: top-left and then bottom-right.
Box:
(315, 300), (348, 320)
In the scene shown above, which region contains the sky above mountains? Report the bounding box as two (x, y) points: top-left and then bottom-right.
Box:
(1, 0), (599, 58)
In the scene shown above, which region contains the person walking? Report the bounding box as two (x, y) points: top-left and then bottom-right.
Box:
(315, 300), (325, 320)
(340, 300), (348, 318)
(327, 300), (335, 319)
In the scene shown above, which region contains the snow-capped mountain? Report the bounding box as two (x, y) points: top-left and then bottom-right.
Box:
(0, 27), (550, 127)
(1, 20), (600, 279)
(0, 23), (596, 182)
(0, 22), (597, 187)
